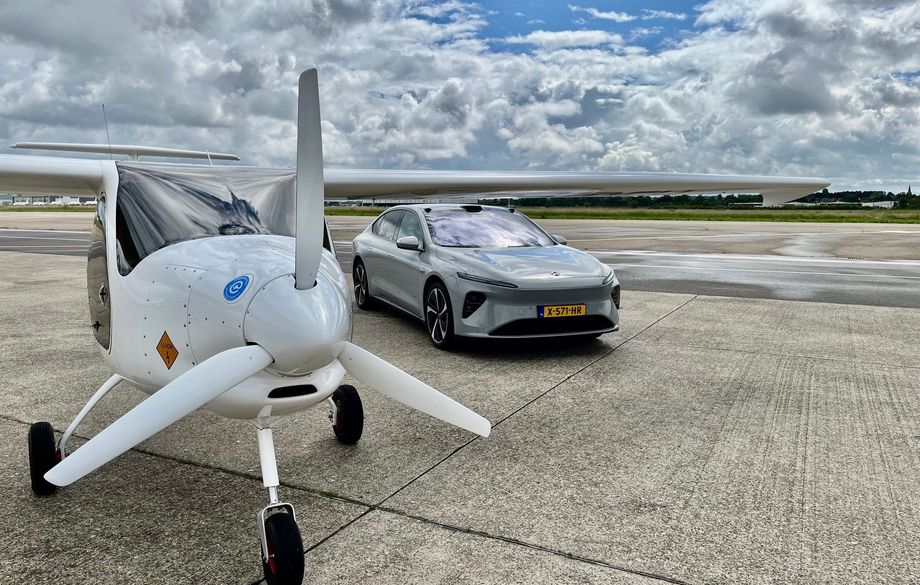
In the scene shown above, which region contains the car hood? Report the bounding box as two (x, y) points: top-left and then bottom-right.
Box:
(435, 245), (609, 285)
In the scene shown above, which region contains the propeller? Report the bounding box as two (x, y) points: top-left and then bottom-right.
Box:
(45, 345), (274, 486)
(338, 342), (491, 437)
(294, 67), (325, 290)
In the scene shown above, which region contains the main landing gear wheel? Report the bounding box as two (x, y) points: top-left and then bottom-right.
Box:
(352, 259), (375, 310)
(425, 282), (456, 350)
(261, 511), (304, 585)
(28, 422), (59, 496)
(330, 384), (363, 445)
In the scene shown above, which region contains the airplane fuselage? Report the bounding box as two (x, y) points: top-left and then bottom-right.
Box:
(104, 235), (351, 419)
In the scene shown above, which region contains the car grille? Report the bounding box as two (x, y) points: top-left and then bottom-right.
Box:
(489, 315), (615, 337)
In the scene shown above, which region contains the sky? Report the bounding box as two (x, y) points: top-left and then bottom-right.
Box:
(0, 0), (918, 193)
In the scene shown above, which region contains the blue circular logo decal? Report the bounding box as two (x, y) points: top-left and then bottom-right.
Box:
(223, 275), (251, 303)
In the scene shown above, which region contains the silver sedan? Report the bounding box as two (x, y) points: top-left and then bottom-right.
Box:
(351, 204), (620, 349)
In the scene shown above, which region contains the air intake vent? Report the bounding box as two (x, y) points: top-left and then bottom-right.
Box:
(612, 285), (621, 309)
(462, 292), (487, 318)
(268, 385), (317, 399)
(489, 315), (615, 337)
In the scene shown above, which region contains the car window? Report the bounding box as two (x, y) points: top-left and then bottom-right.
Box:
(397, 211), (425, 242)
(372, 210), (403, 241)
(425, 207), (554, 248)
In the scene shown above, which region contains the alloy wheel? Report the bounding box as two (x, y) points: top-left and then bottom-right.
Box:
(353, 263), (367, 306)
(426, 287), (449, 343)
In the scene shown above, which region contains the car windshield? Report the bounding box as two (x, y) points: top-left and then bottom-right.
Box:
(425, 207), (554, 248)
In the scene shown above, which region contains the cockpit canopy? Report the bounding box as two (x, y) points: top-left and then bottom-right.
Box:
(114, 162), (329, 275)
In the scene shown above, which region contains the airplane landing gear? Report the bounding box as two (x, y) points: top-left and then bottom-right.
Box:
(260, 507), (304, 585)
(27, 422), (60, 496)
(256, 422), (304, 585)
(328, 384), (363, 445)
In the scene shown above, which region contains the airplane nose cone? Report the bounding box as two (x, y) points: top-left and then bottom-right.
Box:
(243, 273), (351, 376)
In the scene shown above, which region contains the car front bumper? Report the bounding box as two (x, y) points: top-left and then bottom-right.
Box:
(447, 275), (621, 339)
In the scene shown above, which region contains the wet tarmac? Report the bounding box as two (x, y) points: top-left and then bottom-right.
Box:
(4, 216), (920, 309)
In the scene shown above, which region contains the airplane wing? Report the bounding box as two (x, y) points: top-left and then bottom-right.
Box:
(324, 169), (830, 206)
(12, 142), (240, 162)
(0, 153), (829, 206)
(0, 155), (108, 196)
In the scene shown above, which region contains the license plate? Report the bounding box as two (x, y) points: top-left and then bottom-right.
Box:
(538, 304), (587, 318)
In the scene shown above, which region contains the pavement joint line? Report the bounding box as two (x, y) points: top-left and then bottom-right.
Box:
(627, 339), (920, 371)
(0, 412), (374, 510)
(375, 293), (701, 509)
(303, 296), (701, 580)
(374, 506), (695, 585)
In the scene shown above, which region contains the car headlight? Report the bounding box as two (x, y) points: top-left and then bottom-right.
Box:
(457, 272), (518, 289)
(602, 269), (616, 285)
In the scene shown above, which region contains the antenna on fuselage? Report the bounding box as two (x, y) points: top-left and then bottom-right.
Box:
(101, 104), (114, 161)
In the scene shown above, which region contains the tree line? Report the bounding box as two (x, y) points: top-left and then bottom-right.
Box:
(480, 189), (920, 209)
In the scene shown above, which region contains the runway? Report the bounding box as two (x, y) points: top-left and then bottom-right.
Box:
(0, 229), (89, 256)
(3, 213), (920, 584)
(595, 251), (920, 308)
(4, 219), (920, 308)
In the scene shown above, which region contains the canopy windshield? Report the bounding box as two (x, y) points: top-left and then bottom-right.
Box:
(425, 207), (555, 248)
(115, 162), (297, 274)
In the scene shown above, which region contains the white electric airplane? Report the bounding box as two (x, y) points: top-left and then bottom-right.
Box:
(0, 69), (829, 585)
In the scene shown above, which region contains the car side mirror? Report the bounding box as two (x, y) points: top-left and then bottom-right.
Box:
(551, 234), (568, 245)
(396, 235), (423, 251)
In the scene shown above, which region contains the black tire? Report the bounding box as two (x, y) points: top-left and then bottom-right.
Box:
(331, 385), (364, 445)
(424, 281), (456, 350)
(262, 511), (305, 585)
(352, 258), (375, 310)
(28, 422), (59, 497)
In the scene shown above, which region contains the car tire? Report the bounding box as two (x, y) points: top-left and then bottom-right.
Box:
(424, 281), (456, 350)
(352, 258), (375, 310)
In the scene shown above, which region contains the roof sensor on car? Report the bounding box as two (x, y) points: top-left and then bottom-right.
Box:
(461, 205), (483, 212)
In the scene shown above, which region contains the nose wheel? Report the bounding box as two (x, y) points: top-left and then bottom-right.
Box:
(260, 506), (304, 585)
(255, 423), (304, 585)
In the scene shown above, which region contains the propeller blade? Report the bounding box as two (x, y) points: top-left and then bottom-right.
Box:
(294, 67), (326, 290)
(45, 345), (274, 486)
(338, 342), (491, 437)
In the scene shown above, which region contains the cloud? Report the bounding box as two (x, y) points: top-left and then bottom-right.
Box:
(567, 4), (635, 23)
(0, 0), (917, 192)
(629, 26), (664, 40)
(505, 30), (623, 49)
(641, 9), (687, 21)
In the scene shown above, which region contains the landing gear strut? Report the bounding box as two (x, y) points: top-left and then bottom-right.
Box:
(256, 423), (304, 585)
(27, 374), (124, 497)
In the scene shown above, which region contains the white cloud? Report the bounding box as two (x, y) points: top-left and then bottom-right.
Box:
(641, 9), (687, 21)
(505, 30), (623, 50)
(567, 4), (635, 23)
